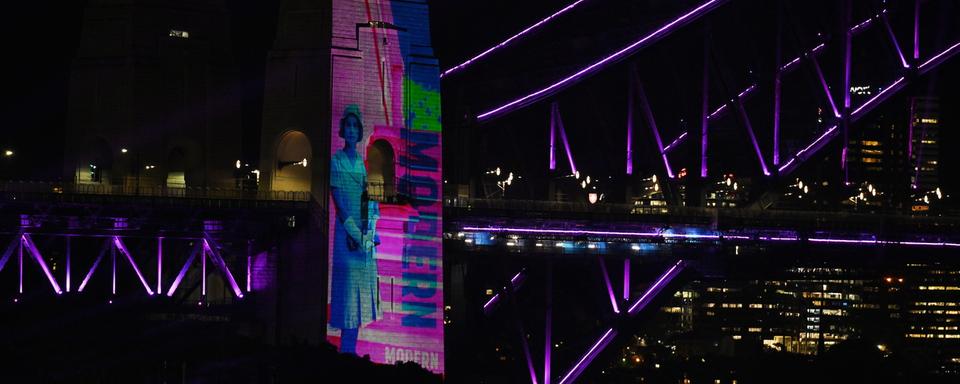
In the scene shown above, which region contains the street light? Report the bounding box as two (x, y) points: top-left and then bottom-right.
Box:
(3, 150), (12, 157)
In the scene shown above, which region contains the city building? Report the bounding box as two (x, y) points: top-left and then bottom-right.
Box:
(64, 0), (241, 190)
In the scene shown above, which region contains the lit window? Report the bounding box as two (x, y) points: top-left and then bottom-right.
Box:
(169, 29), (190, 39)
(861, 140), (880, 146)
(920, 118), (938, 124)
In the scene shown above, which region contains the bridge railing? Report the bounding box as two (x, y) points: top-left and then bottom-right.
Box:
(445, 197), (960, 235)
(0, 180), (311, 202)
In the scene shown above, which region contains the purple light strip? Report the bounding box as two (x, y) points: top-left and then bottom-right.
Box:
(706, 84), (757, 123)
(636, 82), (675, 178)
(65, 237), (71, 293)
(596, 255), (620, 314)
(737, 84), (757, 99)
(663, 131), (688, 153)
(842, 1), (852, 111)
(477, 0), (728, 121)
(113, 236), (155, 295)
(914, 0), (920, 60)
(701, 38), (709, 178)
(440, 0), (591, 78)
(734, 101), (771, 176)
(460, 227), (960, 249)
(881, 15), (910, 69)
(246, 241), (252, 293)
(623, 258), (630, 301)
(19, 236), (22, 294)
(78, 240), (109, 293)
(626, 82), (634, 175)
(810, 56), (841, 118)
(22, 235), (63, 294)
(779, 43), (825, 73)
(203, 237), (245, 298)
(482, 293), (501, 312)
(554, 105), (578, 175)
(779, 56), (802, 72)
(918, 42), (960, 74)
(0, 234), (18, 274)
(544, 263), (553, 384)
(157, 237), (163, 295)
(759, 236), (799, 241)
(849, 16), (875, 35)
(779, 125), (838, 174)
(464, 226), (660, 238)
(201, 241), (207, 296)
(627, 260), (683, 314)
(707, 104), (729, 121)
(111, 243), (116, 295)
(773, 70), (782, 166)
(483, 269), (525, 314)
(166, 243), (200, 297)
(548, 105), (560, 172)
(557, 328), (617, 384)
(851, 77), (906, 119)
(519, 319), (539, 384)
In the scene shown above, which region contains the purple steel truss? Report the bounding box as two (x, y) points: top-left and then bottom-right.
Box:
(550, 103), (578, 175)
(0, 231), (245, 300)
(441, 0), (592, 78)
(478, 0), (730, 121)
(479, 242), (688, 384)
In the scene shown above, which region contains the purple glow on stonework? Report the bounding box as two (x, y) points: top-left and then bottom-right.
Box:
(881, 15), (910, 69)
(22, 235), (63, 294)
(734, 101), (771, 176)
(851, 77), (906, 118)
(558, 328), (617, 384)
(113, 237), (155, 295)
(597, 256), (620, 314)
(441, 0), (591, 78)
(477, 0), (728, 121)
(627, 260), (683, 314)
(811, 57), (841, 118)
(663, 131), (688, 153)
(918, 42), (960, 73)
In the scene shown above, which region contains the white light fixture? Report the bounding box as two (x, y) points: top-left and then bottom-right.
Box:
(121, 148), (128, 154)
(236, 160), (241, 169)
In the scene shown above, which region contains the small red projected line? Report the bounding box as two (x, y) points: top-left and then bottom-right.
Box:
(363, 0), (391, 125)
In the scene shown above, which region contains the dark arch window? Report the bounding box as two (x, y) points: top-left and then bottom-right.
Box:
(367, 139), (396, 202)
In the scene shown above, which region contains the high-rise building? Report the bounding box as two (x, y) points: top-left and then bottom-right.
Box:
(909, 97), (941, 193)
(845, 113), (908, 207)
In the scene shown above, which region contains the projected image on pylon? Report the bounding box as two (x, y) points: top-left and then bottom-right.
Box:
(326, 0), (443, 374)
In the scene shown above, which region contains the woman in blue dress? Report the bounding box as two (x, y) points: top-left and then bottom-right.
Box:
(330, 104), (380, 354)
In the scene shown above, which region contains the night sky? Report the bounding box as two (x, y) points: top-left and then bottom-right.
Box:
(2, 0), (958, 193)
